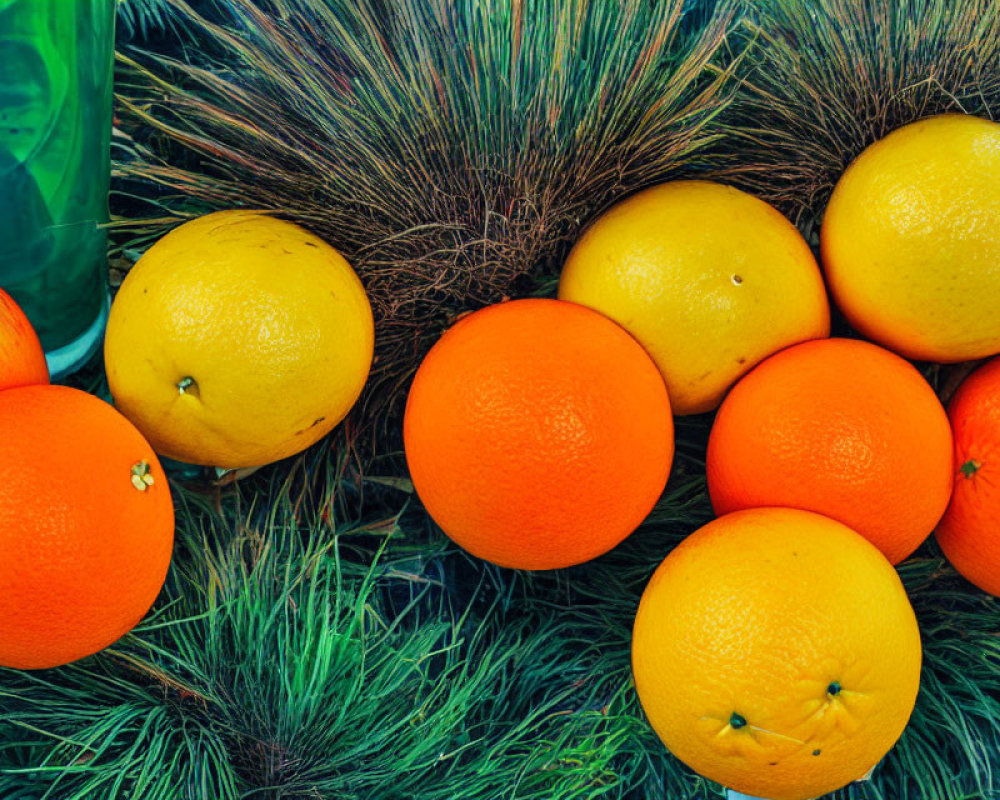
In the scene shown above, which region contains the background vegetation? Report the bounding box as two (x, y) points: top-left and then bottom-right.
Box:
(1, 1), (998, 798)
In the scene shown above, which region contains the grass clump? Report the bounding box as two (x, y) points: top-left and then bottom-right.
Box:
(0, 482), (652, 800)
(112, 0), (738, 451)
(723, 0), (1000, 231)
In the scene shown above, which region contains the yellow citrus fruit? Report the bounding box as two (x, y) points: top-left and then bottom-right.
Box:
(822, 114), (1000, 362)
(105, 211), (374, 468)
(558, 180), (830, 415)
(632, 508), (922, 800)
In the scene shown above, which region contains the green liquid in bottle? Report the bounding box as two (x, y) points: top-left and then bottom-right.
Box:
(0, 0), (114, 377)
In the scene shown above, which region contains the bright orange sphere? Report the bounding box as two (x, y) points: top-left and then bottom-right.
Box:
(0, 385), (174, 669)
(404, 298), (674, 570)
(0, 288), (48, 390)
(708, 338), (953, 564)
(936, 356), (1000, 595)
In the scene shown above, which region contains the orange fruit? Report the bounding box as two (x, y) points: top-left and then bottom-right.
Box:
(632, 507), (922, 800)
(707, 338), (952, 564)
(935, 357), (1000, 595)
(403, 298), (673, 570)
(104, 210), (374, 468)
(0, 385), (174, 669)
(558, 180), (829, 414)
(0, 287), (48, 390)
(822, 114), (1000, 362)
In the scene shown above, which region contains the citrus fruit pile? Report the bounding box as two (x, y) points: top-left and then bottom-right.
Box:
(0, 289), (174, 670)
(402, 113), (1000, 800)
(0, 212), (374, 670)
(3, 113), (1000, 799)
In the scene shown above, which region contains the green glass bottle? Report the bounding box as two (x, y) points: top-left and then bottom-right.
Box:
(0, 0), (114, 378)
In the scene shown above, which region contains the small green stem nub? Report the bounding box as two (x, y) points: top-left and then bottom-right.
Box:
(177, 376), (196, 395)
(827, 681), (841, 696)
(961, 459), (982, 478)
(729, 712), (747, 729)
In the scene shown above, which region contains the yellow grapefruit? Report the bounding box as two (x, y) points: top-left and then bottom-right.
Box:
(822, 114), (1000, 362)
(558, 180), (829, 414)
(105, 211), (374, 468)
(632, 508), (922, 800)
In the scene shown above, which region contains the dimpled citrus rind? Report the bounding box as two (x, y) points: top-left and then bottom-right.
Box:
(104, 211), (374, 468)
(559, 180), (829, 414)
(632, 507), (922, 800)
(822, 114), (1000, 362)
(0, 385), (174, 669)
(404, 298), (673, 570)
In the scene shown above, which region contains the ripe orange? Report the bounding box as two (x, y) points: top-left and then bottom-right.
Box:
(403, 298), (673, 570)
(707, 338), (952, 564)
(558, 180), (830, 414)
(935, 357), (1000, 595)
(0, 288), (48, 390)
(821, 114), (1000, 362)
(104, 211), (374, 468)
(632, 508), (922, 800)
(0, 385), (174, 669)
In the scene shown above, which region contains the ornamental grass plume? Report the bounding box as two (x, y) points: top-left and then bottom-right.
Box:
(112, 0), (738, 455)
(722, 0), (1000, 230)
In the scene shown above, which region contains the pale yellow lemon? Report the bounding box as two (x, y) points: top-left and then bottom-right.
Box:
(822, 114), (1000, 362)
(104, 211), (374, 468)
(558, 181), (829, 415)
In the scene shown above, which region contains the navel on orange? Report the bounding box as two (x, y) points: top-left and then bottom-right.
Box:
(632, 508), (922, 800)
(404, 298), (673, 570)
(0, 385), (174, 669)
